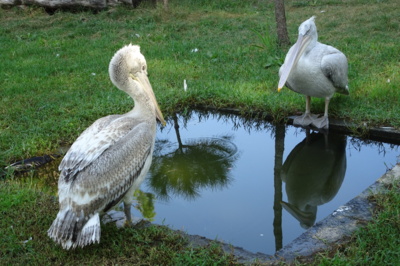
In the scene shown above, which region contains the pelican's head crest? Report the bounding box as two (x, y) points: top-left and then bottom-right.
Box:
(109, 44), (166, 126)
(298, 16), (317, 37)
(109, 44), (147, 90)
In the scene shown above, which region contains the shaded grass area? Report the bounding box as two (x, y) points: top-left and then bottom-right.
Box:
(0, 181), (236, 265)
(1, 0), (399, 165)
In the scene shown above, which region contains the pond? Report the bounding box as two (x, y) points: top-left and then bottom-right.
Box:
(133, 111), (399, 255)
(13, 110), (399, 256)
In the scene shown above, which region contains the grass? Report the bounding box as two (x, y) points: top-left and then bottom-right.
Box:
(0, 181), (236, 265)
(310, 181), (400, 265)
(1, 0), (399, 164)
(0, 0), (399, 264)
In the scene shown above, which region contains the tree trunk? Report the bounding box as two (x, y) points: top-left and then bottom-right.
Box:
(274, 0), (290, 47)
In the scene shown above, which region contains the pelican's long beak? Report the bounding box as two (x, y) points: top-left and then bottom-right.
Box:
(131, 73), (166, 126)
(278, 34), (311, 92)
(280, 201), (316, 229)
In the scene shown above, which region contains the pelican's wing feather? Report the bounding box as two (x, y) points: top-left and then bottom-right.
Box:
(50, 117), (153, 249)
(60, 124), (152, 212)
(58, 119), (152, 214)
(59, 115), (139, 182)
(321, 46), (349, 94)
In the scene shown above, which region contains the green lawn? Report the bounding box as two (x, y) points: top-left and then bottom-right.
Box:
(1, 0), (399, 264)
(1, 0), (399, 164)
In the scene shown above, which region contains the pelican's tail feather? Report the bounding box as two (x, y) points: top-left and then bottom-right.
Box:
(76, 213), (101, 248)
(47, 210), (100, 250)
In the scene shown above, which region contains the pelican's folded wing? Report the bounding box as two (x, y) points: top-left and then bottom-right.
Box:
(59, 115), (138, 183)
(321, 47), (349, 94)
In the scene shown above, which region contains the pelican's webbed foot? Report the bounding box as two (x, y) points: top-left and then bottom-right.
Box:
(293, 113), (319, 127)
(123, 217), (145, 227)
(311, 115), (329, 129)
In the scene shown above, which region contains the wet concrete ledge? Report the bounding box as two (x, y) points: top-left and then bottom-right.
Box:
(179, 163), (400, 264)
(101, 133), (400, 264)
(7, 107), (400, 263)
(193, 105), (400, 145)
(173, 107), (400, 263)
(272, 164), (400, 263)
(6, 107), (400, 174)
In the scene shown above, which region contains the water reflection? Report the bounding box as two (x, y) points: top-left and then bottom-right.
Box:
(11, 156), (62, 194)
(280, 130), (347, 228)
(273, 124), (285, 251)
(149, 113), (239, 200)
(146, 111), (398, 255)
(9, 110), (399, 255)
(134, 190), (156, 221)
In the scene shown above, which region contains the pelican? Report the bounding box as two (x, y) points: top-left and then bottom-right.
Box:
(47, 44), (166, 250)
(278, 16), (349, 129)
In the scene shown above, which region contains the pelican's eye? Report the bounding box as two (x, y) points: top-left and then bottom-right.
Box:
(142, 65), (148, 75)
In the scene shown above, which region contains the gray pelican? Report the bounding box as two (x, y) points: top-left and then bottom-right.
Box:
(47, 44), (165, 249)
(278, 16), (349, 129)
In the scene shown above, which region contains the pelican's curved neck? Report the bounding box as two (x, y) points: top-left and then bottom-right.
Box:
(124, 81), (156, 120)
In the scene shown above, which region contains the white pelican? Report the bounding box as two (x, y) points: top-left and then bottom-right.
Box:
(47, 44), (166, 249)
(278, 16), (349, 129)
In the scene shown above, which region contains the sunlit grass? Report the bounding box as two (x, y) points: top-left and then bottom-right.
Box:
(1, 0), (399, 164)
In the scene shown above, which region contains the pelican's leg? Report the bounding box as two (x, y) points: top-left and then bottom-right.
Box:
(312, 97), (330, 129)
(293, 96), (318, 127)
(123, 201), (133, 226)
(123, 191), (145, 227)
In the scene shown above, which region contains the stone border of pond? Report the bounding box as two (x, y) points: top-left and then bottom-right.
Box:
(193, 105), (400, 145)
(6, 107), (400, 173)
(179, 162), (400, 264)
(170, 107), (400, 263)
(5, 108), (400, 263)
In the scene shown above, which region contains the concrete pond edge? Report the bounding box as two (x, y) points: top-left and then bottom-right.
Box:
(175, 163), (400, 264)
(6, 109), (400, 263)
(156, 109), (400, 263)
(102, 162), (400, 264)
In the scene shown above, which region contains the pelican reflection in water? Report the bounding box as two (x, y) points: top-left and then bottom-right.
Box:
(278, 16), (349, 129)
(48, 44), (165, 249)
(281, 131), (347, 228)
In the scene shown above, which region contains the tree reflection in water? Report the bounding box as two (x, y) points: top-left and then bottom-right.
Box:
(149, 113), (239, 200)
(134, 190), (156, 221)
(7, 110), (399, 255)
